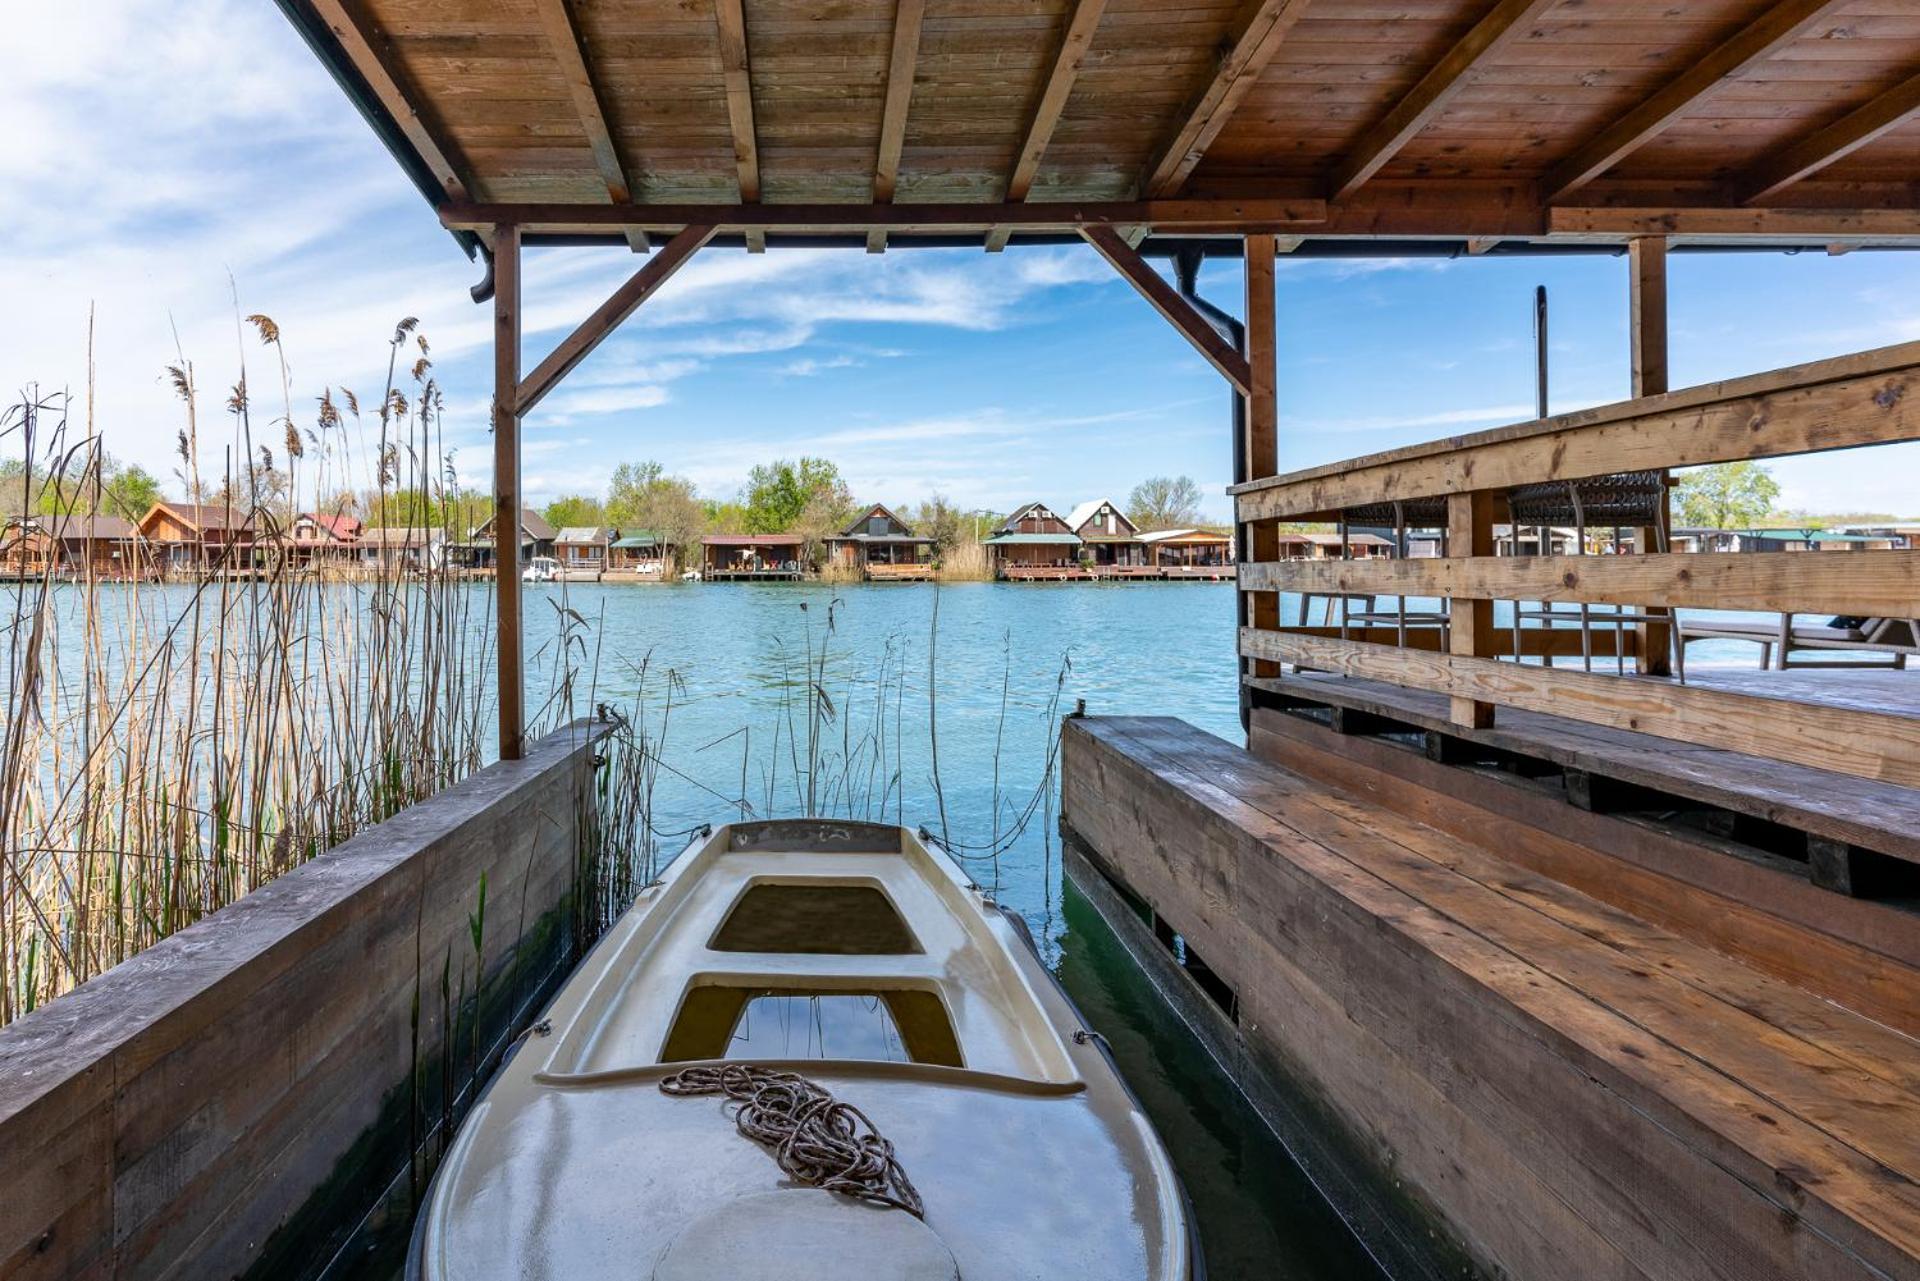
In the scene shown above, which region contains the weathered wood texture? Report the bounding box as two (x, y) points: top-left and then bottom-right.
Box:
(1248, 706), (1920, 1037)
(1247, 668), (1920, 865)
(292, 0), (1920, 246)
(1242, 628), (1920, 789)
(493, 224), (525, 761)
(1060, 715), (1920, 1281)
(1233, 339), (1920, 521)
(0, 723), (610, 1281)
(1240, 548), (1920, 616)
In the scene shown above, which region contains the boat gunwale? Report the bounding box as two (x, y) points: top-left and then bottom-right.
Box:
(530, 1056), (1090, 1095)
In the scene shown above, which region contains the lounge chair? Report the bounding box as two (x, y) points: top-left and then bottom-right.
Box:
(1679, 614), (1918, 669)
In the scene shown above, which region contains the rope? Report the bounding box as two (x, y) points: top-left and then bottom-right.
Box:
(659, 1063), (925, 1218)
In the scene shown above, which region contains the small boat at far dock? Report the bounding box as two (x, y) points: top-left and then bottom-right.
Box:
(409, 819), (1199, 1281)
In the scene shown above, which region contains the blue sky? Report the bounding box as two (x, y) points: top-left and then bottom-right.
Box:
(6, 0), (1918, 521)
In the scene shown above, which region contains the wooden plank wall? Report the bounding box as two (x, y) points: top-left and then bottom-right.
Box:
(0, 722), (611, 1280)
(1060, 715), (1920, 1281)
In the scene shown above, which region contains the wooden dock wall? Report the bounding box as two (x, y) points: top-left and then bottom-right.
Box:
(1059, 715), (1920, 1281)
(0, 721), (612, 1280)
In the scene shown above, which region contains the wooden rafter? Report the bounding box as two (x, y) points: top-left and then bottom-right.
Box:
(517, 225), (716, 417)
(306, 0), (469, 202)
(713, 0), (761, 203)
(1141, 0), (1313, 199)
(532, 0), (647, 253)
(874, 0), (926, 204)
(1081, 226), (1252, 394)
(1739, 67), (1920, 204)
(1009, 0), (1111, 203)
(1548, 206), (1920, 240)
(1541, 0), (1848, 204)
(1328, 0), (1557, 202)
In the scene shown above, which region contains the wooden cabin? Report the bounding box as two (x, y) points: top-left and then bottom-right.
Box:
(984, 503), (1083, 579)
(825, 505), (933, 580)
(1138, 528), (1232, 578)
(1066, 500), (1148, 573)
(701, 534), (802, 581)
(552, 527), (609, 579)
(40, 514), (146, 578)
(606, 530), (673, 579)
(137, 502), (255, 576)
(455, 507), (556, 571)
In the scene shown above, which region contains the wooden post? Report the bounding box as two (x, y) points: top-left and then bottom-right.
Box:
(1630, 235), (1673, 676)
(1448, 490), (1498, 727)
(493, 224), (526, 761)
(1245, 234), (1280, 678)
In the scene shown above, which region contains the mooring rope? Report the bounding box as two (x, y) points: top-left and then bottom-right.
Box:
(659, 1063), (925, 1218)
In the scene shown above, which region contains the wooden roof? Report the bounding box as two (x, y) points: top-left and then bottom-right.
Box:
(278, 0), (1920, 250)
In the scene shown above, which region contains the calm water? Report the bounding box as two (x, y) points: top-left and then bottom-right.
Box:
(519, 579), (1386, 1280)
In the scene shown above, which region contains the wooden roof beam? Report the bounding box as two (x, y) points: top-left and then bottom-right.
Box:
(1081, 226), (1252, 395)
(1328, 0), (1557, 202)
(1739, 68), (1920, 205)
(1009, 0), (1111, 203)
(306, 0), (469, 203)
(1541, 0), (1849, 204)
(532, 0), (647, 253)
(713, 0), (761, 204)
(874, 0), (926, 206)
(442, 197), (1326, 235)
(1140, 0), (1314, 199)
(517, 225), (716, 417)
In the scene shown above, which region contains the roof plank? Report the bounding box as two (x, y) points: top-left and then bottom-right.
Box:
(1327, 0), (1559, 202)
(1141, 0), (1315, 199)
(1739, 67), (1920, 204)
(1541, 0), (1851, 203)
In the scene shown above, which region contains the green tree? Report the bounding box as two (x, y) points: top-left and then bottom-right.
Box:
(1675, 461), (1780, 530)
(742, 457), (852, 535)
(605, 461), (707, 569)
(1126, 475), (1203, 530)
(543, 493), (605, 529)
(907, 494), (968, 554)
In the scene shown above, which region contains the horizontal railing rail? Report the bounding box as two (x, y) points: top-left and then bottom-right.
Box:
(1232, 342), (1920, 790)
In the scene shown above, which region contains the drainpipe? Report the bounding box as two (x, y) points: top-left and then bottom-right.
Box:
(1170, 245), (1254, 733)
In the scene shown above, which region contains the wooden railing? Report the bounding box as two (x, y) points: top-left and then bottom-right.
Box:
(1230, 340), (1920, 788)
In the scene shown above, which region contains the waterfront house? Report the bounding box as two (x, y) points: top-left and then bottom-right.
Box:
(137, 501), (256, 576)
(1066, 500), (1148, 572)
(825, 505), (934, 580)
(2, 514), (147, 578)
(453, 507), (557, 571)
(702, 534), (803, 580)
(1138, 528), (1232, 577)
(983, 503), (1082, 578)
(290, 512), (364, 569)
(353, 527), (444, 573)
(607, 530), (673, 579)
(553, 527), (609, 579)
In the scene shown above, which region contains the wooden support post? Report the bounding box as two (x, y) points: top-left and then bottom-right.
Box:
(493, 225), (525, 761)
(1630, 235), (1673, 675)
(1447, 490), (1498, 728)
(1245, 233), (1280, 678)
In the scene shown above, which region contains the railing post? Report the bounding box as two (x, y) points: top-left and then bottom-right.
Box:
(493, 224), (526, 760)
(1447, 489), (1497, 727)
(1245, 233), (1280, 678)
(1630, 234), (1673, 675)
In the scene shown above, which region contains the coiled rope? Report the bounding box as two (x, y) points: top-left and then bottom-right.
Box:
(659, 1064), (925, 1218)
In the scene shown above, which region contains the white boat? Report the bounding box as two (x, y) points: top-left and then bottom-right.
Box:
(408, 819), (1198, 1281)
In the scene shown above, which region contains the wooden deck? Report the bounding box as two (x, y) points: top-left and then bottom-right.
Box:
(1248, 668), (1920, 873)
(1061, 715), (1920, 1281)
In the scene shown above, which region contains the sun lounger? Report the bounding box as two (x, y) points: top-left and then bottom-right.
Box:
(1679, 614), (1918, 670)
